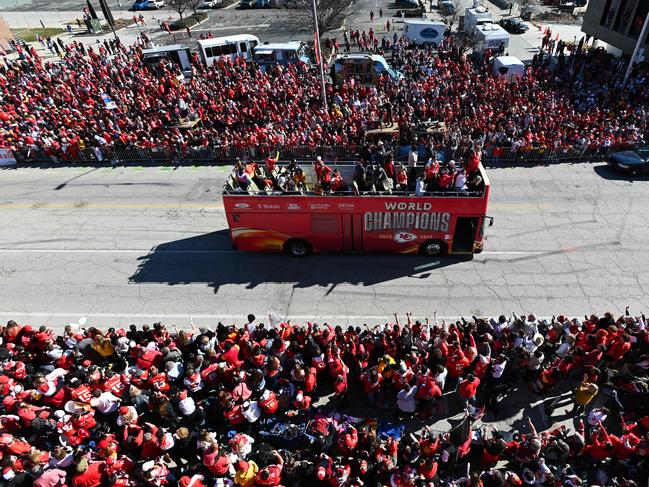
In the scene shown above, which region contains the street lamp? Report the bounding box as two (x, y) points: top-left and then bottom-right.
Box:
(311, 0), (328, 112)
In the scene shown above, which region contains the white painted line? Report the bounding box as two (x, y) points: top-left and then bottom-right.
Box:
(0, 312), (460, 320)
(0, 248), (233, 254)
(414, 261), (440, 271)
(199, 23), (270, 30)
(0, 248), (547, 256)
(255, 16), (272, 31)
(223, 1), (240, 9)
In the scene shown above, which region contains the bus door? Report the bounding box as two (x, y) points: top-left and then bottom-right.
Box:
(453, 217), (478, 253)
(341, 214), (363, 251)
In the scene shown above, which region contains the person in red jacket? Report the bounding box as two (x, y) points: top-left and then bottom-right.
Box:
(255, 450), (283, 486)
(259, 389), (279, 415)
(333, 374), (349, 407)
(415, 375), (442, 419)
(458, 374), (480, 405)
(314, 157), (332, 192)
(607, 334), (631, 361)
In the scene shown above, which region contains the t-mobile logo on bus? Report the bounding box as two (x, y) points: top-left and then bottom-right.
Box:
(364, 211), (451, 232)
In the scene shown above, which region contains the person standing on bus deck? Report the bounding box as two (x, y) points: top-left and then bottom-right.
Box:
(407, 145), (418, 187)
(314, 157), (332, 192)
(330, 170), (348, 193)
(415, 176), (426, 196)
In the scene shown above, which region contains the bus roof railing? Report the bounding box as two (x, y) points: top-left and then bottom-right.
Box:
(222, 188), (484, 198)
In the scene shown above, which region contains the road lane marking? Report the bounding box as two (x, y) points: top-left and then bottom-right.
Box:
(414, 261), (440, 271)
(0, 311), (461, 321)
(0, 202), (546, 210)
(255, 17), (272, 31)
(0, 203), (225, 210)
(0, 249), (560, 256)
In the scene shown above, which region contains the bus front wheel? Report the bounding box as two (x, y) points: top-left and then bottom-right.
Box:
(285, 239), (310, 258)
(420, 240), (447, 257)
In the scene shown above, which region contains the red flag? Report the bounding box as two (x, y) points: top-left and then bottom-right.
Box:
(314, 32), (321, 64)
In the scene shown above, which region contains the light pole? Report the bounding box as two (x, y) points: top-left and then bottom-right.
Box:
(311, 0), (328, 112)
(622, 11), (649, 90)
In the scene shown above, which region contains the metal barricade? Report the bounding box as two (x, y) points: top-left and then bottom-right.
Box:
(8, 142), (640, 167)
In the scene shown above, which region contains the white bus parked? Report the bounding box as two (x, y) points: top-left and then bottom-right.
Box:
(197, 34), (260, 66)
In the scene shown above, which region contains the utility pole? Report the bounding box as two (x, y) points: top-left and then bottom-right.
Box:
(311, 0), (328, 112)
(622, 11), (649, 89)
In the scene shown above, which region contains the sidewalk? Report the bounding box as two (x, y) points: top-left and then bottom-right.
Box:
(3, 8), (180, 62)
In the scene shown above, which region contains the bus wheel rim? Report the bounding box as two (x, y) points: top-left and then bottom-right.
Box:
(426, 243), (441, 254)
(292, 243), (306, 255)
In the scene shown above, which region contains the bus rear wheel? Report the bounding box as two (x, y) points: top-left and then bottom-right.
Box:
(420, 240), (447, 257)
(285, 239), (310, 258)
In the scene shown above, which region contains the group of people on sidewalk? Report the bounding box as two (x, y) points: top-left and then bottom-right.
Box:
(0, 308), (648, 486)
(0, 30), (646, 162)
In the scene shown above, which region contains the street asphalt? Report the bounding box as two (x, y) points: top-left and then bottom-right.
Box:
(1, 161), (647, 330)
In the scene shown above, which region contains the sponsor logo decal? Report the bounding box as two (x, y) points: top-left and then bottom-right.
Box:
(309, 203), (331, 210)
(257, 204), (281, 210)
(338, 203), (354, 209)
(234, 202), (250, 209)
(287, 203), (301, 210)
(394, 232), (417, 243)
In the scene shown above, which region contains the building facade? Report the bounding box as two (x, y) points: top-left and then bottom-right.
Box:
(582, 0), (649, 55)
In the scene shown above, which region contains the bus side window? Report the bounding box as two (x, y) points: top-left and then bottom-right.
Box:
(240, 42), (247, 53)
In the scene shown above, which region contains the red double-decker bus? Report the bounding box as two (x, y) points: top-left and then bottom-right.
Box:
(223, 163), (491, 257)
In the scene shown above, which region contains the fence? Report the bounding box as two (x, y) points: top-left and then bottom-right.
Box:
(7, 142), (639, 167)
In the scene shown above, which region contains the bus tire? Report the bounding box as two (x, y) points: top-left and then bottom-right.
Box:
(285, 239), (310, 258)
(420, 240), (447, 257)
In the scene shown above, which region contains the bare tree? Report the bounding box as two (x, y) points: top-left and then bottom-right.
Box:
(441, 0), (469, 32)
(512, 0), (539, 15)
(285, 0), (353, 36)
(167, 0), (191, 19)
(188, 0), (203, 16)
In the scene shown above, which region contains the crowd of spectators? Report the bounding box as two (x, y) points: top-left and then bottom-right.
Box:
(1, 308), (648, 486)
(229, 148), (484, 195)
(0, 32), (646, 162)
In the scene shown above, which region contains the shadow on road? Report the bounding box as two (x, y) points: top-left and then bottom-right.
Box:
(129, 231), (470, 292)
(593, 163), (649, 181)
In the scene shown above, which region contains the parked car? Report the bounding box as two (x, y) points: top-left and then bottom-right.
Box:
(131, 0), (164, 9)
(395, 0), (419, 6)
(557, 0), (576, 10)
(608, 145), (649, 175)
(199, 0), (223, 7)
(499, 18), (529, 34)
(439, 0), (455, 15)
(239, 0), (271, 7)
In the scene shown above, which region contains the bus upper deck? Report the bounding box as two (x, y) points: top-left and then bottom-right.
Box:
(223, 159), (488, 199)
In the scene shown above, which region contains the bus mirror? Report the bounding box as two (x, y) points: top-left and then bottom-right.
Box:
(489, 218), (494, 227)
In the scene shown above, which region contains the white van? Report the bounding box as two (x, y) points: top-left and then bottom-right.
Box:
(142, 44), (193, 77)
(464, 6), (492, 35)
(253, 41), (310, 69)
(197, 34), (259, 66)
(403, 20), (447, 47)
(493, 56), (525, 82)
(473, 23), (510, 54)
